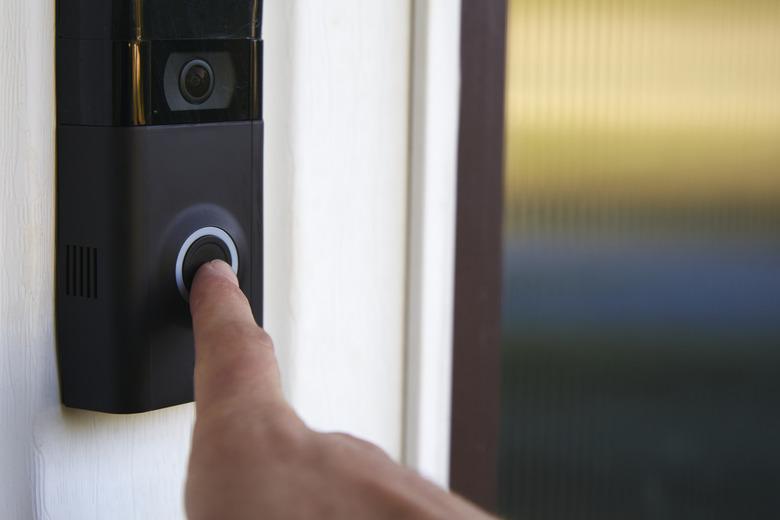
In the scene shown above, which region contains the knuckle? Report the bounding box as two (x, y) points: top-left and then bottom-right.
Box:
(215, 319), (262, 345)
(322, 432), (389, 460)
(210, 276), (247, 303)
(190, 274), (245, 309)
(264, 420), (312, 457)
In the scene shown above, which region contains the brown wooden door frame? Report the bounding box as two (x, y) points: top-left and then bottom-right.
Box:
(449, 0), (508, 513)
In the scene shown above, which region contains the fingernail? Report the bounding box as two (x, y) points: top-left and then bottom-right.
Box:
(203, 260), (238, 285)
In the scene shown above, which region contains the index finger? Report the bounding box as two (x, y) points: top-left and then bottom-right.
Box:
(189, 260), (285, 418)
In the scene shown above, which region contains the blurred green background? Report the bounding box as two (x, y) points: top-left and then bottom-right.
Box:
(499, 1), (780, 518)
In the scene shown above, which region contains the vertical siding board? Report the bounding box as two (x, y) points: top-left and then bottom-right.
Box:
(265, 0), (411, 458)
(0, 0), (56, 516)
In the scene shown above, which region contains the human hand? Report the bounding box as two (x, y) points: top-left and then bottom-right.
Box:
(185, 260), (492, 520)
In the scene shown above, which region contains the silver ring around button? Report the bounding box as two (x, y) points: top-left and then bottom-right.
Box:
(175, 226), (239, 301)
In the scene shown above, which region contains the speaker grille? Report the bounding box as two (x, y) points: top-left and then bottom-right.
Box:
(65, 245), (98, 299)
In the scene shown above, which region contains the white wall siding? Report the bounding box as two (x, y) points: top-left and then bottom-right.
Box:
(265, 0), (412, 457)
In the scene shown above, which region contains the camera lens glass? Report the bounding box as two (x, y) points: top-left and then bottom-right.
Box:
(179, 59), (215, 105)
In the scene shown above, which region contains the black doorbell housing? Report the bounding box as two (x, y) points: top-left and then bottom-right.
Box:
(56, 0), (263, 413)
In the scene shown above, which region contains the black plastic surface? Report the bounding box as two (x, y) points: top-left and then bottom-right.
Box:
(58, 0), (262, 41)
(56, 0), (262, 126)
(57, 38), (263, 126)
(57, 121), (263, 413)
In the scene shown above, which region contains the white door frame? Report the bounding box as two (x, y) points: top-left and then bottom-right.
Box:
(403, 0), (462, 488)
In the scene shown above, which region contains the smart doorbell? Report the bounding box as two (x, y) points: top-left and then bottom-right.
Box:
(56, 0), (264, 413)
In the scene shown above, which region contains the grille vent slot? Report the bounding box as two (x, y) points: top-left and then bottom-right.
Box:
(65, 245), (98, 299)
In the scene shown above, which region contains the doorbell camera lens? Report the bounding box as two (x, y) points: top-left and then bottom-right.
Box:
(180, 59), (215, 104)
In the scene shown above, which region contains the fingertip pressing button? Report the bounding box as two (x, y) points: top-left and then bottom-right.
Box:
(175, 227), (239, 301)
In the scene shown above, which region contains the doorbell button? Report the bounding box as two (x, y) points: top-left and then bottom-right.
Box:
(182, 238), (230, 289)
(175, 227), (239, 301)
